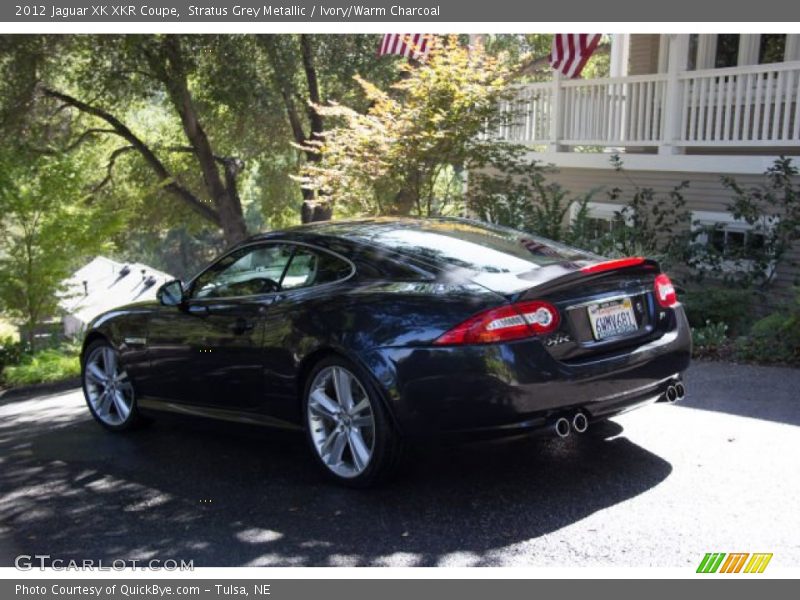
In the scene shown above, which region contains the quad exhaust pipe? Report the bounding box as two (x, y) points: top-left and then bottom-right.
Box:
(554, 417), (571, 438)
(665, 381), (686, 403)
(553, 411), (589, 438)
(572, 412), (589, 433)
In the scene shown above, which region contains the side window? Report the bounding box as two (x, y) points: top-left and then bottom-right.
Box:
(191, 244), (293, 299)
(281, 247), (353, 291)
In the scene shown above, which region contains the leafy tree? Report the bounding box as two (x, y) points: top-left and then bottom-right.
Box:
(1, 35), (284, 245)
(298, 36), (520, 217)
(2, 34), (405, 239)
(467, 153), (597, 246)
(0, 152), (119, 348)
(602, 155), (692, 271)
(257, 34), (399, 222)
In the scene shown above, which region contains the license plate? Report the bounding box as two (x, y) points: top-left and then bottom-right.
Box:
(587, 297), (638, 340)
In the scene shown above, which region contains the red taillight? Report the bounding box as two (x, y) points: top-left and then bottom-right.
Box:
(434, 301), (560, 346)
(654, 273), (678, 308)
(580, 256), (646, 274)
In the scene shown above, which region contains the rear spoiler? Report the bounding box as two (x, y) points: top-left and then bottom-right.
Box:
(513, 257), (661, 301)
(579, 256), (647, 274)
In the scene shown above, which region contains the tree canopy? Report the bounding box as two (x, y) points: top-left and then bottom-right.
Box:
(298, 36), (522, 217)
(0, 33), (563, 337)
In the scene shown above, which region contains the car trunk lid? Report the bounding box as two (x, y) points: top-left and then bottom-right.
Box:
(468, 258), (670, 362)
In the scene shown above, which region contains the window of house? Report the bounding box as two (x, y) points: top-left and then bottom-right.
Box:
(572, 201), (631, 240)
(692, 210), (775, 273)
(714, 34), (740, 68)
(758, 34), (787, 64)
(707, 228), (766, 257)
(686, 34), (790, 71)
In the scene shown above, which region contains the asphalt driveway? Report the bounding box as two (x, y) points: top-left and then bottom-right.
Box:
(1, 361), (799, 568)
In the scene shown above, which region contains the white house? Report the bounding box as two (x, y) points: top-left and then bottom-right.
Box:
(59, 256), (173, 337)
(497, 33), (800, 288)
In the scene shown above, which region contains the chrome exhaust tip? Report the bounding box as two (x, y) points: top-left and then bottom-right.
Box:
(554, 417), (571, 438)
(675, 382), (686, 400)
(665, 385), (678, 402)
(572, 412), (589, 433)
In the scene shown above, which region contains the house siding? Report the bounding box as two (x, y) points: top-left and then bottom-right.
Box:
(628, 34), (661, 75)
(544, 166), (800, 299)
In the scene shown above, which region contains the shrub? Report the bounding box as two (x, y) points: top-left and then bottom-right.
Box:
(691, 321), (731, 359)
(601, 154), (692, 272)
(2, 347), (80, 386)
(468, 156), (600, 247)
(734, 290), (800, 364)
(0, 335), (29, 381)
(719, 157), (800, 289)
(681, 287), (755, 335)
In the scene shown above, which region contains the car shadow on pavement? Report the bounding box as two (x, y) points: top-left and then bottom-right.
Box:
(0, 392), (672, 567)
(680, 361), (800, 427)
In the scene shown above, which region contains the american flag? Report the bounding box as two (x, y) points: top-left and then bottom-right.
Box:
(549, 34), (602, 78)
(378, 34), (433, 61)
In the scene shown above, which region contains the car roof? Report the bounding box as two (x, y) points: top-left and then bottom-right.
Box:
(245, 216), (592, 273)
(248, 217), (447, 242)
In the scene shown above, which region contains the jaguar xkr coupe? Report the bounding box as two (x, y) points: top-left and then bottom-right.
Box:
(81, 217), (691, 486)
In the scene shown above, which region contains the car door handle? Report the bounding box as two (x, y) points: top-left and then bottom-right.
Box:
(229, 318), (255, 335)
(187, 304), (209, 316)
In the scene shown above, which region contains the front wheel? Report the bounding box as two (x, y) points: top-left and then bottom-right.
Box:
(82, 340), (146, 431)
(303, 357), (401, 487)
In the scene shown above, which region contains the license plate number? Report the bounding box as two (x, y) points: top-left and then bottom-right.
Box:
(587, 298), (638, 340)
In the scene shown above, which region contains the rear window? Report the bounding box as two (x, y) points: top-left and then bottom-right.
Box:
(351, 219), (592, 274)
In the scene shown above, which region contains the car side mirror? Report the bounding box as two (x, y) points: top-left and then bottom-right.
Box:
(157, 279), (185, 306)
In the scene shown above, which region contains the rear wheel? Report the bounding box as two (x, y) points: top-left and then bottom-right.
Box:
(303, 356), (400, 487)
(82, 340), (146, 431)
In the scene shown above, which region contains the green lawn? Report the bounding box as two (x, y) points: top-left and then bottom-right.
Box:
(2, 348), (80, 386)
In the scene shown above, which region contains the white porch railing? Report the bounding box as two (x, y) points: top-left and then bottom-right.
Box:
(499, 60), (800, 150)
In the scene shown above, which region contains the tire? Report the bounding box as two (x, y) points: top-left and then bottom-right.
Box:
(82, 339), (147, 431)
(302, 355), (401, 488)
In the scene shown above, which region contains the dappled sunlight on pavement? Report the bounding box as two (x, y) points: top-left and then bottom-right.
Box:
(0, 361), (798, 567)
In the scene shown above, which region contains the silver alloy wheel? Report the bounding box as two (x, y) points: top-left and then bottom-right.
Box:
(307, 366), (376, 479)
(84, 345), (135, 426)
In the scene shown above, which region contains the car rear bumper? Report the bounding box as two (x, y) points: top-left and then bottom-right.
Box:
(361, 305), (692, 437)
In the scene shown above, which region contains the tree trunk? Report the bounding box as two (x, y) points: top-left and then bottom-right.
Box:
(161, 36), (248, 246)
(389, 188), (417, 216)
(25, 320), (36, 352)
(261, 35), (331, 224)
(301, 199), (333, 223)
(298, 35), (331, 224)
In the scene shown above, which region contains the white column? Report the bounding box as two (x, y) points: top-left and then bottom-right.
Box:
(696, 34), (716, 70)
(610, 34), (630, 77)
(785, 35), (800, 61)
(609, 34), (629, 152)
(738, 35), (760, 66)
(659, 34), (690, 155)
(548, 71), (565, 152)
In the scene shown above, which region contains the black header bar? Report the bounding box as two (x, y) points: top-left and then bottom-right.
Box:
(3, 0), (800, 23)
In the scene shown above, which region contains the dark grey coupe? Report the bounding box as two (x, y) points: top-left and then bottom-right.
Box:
(81, 218), (691, 486)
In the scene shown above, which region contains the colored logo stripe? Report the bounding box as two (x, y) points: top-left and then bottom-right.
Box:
(719, 553), (749, 573)
(744, 553), (773, 573)
(697, 552), (773, 573)
(697, 553), (726, 573)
